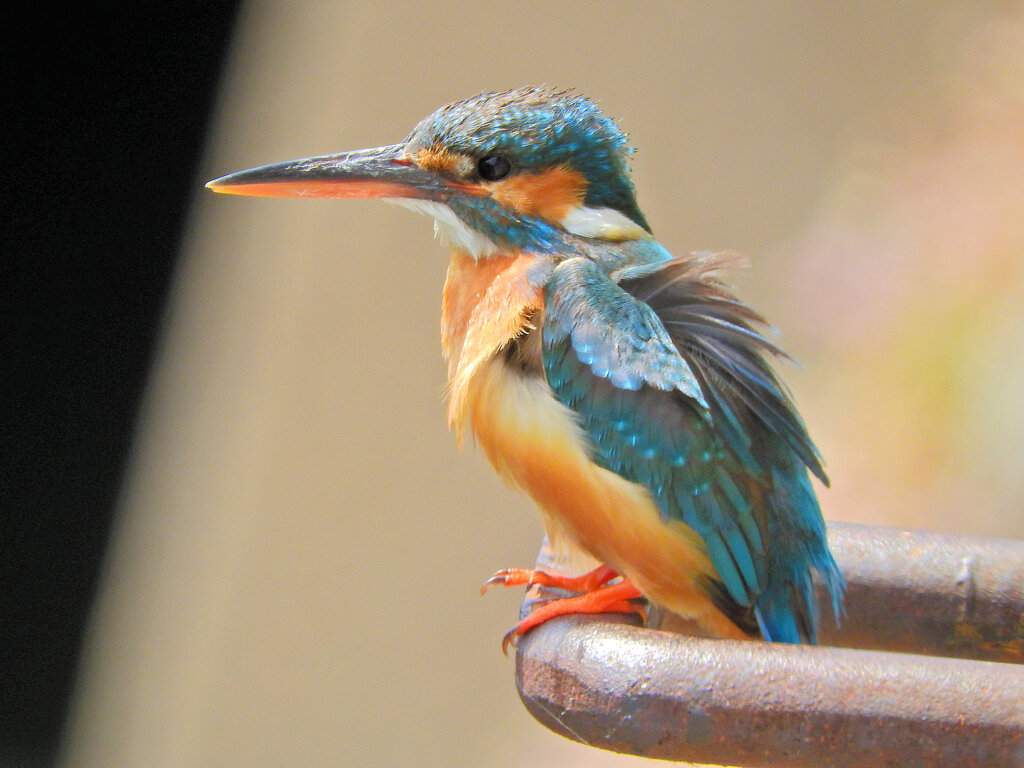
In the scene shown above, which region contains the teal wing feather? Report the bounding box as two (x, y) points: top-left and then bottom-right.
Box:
(542, 254), (843, 643)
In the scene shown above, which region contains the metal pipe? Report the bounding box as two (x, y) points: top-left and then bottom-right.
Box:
(516, 615), (1024, 767)
(818, 523), (1024, 662)
(514, 523), (1024, 765)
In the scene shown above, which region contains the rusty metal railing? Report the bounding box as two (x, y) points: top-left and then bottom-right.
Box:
(513, 523), (1024, 767)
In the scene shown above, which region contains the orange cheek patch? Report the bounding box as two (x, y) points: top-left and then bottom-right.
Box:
(490, 166), (587, 222)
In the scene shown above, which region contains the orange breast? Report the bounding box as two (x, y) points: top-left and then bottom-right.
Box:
(440, 250), (745, 638)
(465, 355), (745, 638)
(441, 251), (545, 433)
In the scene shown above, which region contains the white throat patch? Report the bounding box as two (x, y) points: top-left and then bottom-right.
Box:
(387, 199), (500, 258)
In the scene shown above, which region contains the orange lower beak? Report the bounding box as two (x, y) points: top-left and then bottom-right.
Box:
(206, 143), (472, 201)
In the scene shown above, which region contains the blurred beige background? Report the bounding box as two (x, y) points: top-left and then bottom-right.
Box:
(61, 2), (1024, 766)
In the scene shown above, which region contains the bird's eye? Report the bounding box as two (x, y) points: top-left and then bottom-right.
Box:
(477, 155), (512, 181)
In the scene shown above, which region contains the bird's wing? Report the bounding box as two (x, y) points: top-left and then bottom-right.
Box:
(542, 254), (842, 642)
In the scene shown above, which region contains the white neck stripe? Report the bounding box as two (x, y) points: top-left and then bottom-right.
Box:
(560, 205), (651, 241)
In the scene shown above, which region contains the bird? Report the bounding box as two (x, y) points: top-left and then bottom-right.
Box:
(207, 86), (843, 651)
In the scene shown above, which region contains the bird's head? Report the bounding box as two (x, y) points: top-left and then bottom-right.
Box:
(207, 87), (651, 257)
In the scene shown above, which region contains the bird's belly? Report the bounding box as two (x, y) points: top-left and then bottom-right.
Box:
(466, 356), (731, 625)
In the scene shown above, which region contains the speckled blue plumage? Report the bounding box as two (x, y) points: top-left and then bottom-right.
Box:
(406, 87), (650, 235)
(413, 87), (843, 642)
(543, 250), (843, 643)
(418, 87), (842, 642)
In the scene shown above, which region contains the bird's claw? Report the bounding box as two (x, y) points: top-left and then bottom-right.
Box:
(480, 568), (537, 595)
(481, 564), (621, 596)
(501, 627), (519, 656)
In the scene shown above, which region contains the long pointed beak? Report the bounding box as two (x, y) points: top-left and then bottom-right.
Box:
(206, 143), (473, 201)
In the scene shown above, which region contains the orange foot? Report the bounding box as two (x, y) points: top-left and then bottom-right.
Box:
(480, 565), (646, 654)
(480, 564), (620, 595)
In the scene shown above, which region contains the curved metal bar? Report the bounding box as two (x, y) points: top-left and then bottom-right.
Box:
(514, 523), (1024, 765)
(516, 615), (1024, 767)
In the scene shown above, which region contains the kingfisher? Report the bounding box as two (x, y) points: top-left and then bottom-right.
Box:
(207, 86), (843, 650)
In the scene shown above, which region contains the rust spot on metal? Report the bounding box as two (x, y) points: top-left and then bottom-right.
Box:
(815, 524), (1024, 663)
